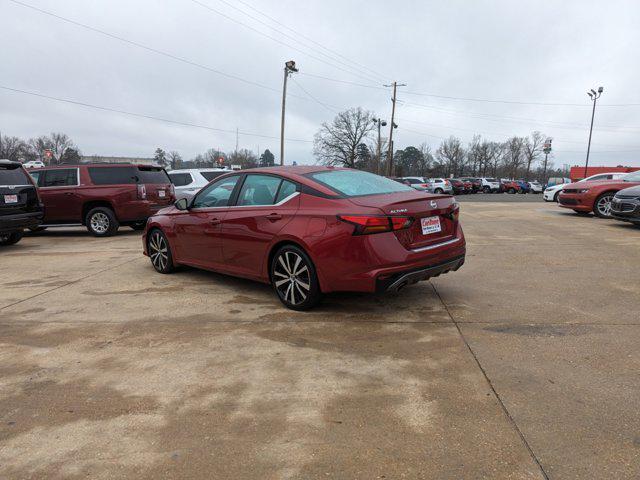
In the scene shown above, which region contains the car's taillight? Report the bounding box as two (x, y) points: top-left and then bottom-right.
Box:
(338, 215), (413, 235)
(137, 184), (147, 199)
(168, 184), (175, 198)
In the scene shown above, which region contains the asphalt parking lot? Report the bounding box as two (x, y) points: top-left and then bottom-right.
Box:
(1, 201), (639, 479)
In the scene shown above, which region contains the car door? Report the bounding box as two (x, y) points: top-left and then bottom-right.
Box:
(37, 168), (82, 223)
(221, 174), (300, 279)
(172, 174), (241, 269)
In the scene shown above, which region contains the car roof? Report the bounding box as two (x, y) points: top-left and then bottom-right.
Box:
(37, 163), (162, 169)
(0, 159), (22, 168)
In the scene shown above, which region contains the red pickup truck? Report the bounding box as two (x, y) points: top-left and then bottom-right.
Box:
(30, 164), (175, 236)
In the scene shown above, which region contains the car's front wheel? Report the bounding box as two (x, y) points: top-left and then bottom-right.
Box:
(86, 207), (119, 236)
(147, 229), (175, 273)
(434, 188), (443, 194)
(271, 245), (321, 311)
(483, 186), (491, 193)
(0, 231), (23, 246)
(593, 192), (615, 218)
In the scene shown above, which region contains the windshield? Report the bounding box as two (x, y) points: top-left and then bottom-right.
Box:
(306, 169), (413, 197)
(623, 171), (640, 182)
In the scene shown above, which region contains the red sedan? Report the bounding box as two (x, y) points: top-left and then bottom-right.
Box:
(558, 170), (640, 218)
(143, 166), (465, 310)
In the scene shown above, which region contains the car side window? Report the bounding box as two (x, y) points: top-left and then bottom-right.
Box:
(29, 170), (43, 186)
(169, 173), (193, 187)
(192, 175), (239, 208)
(276, 180), (297, 203)
(237, 175), (281, 206)
(41, 169), (78, 187)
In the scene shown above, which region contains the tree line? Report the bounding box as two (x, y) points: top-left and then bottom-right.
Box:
(154, 147), (276, 170)
(0, 132), (80, 164)
(313, 107), (563, 181)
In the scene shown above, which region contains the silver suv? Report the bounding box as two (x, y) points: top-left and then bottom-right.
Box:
(168, 168), (233, 201)
(427, 178), (454, 194)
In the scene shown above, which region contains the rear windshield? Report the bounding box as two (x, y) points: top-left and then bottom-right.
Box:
(201, 171), (228, 182)
(0, 165), (31, 186)
(136, 167), (170, 184)
(306, 169), (413, 197)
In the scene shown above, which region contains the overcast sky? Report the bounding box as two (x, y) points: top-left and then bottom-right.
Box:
(1, 0), (639, 168)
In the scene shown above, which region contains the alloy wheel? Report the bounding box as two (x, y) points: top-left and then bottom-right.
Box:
(90, 212), (110, 234)
(148, 231), (169, 271)
(273, 251), (311, 306)
(596, 194), (613, 217)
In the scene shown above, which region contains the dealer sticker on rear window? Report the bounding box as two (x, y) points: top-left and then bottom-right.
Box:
(3, 194), (18, 204)
(421, 216), (442, 235)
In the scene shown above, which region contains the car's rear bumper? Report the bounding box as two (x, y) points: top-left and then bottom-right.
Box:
(376, 255), (465, 293)
(0, 211), (43, 234)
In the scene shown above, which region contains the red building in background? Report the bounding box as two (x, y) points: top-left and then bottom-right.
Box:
(570, 165), (640, 182)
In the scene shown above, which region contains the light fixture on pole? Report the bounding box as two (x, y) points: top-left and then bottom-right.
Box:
(584, 86), (603, 179)
(542, 138), (552, 187)
(280, 60), (298, 166)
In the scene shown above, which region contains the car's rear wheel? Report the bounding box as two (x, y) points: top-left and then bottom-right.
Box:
(271, 245), (321, 311)
(483, 186), (491, 193)
(434, 188), (443, 194)
(508, 188), (516, 194)
(86, 207), (119, 237)
(147, 229), (174, 273)
(0, 231), (23, 246)
(593, 192), (615, 218)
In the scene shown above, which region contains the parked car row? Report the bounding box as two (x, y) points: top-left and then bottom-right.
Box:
(393, 176), (543, 195)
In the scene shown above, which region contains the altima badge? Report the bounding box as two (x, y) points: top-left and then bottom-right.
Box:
(430, 200), (437, 208)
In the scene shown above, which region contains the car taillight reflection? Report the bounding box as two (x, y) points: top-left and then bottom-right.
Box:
(338, 215), (413, 235)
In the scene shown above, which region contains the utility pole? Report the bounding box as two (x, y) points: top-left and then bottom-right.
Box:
(280, 60), (299, 165)
(372, 118), (387, 175)
(584, 86), (603, 179)
(235, 127), (239, 159)
(384, 81), (405, 176)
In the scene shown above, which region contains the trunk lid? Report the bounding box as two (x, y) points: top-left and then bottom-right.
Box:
(348, 191), (458, 250)
(135, 166), (174, 205)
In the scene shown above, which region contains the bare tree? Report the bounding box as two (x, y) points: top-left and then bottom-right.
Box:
(0, 133), (28, 162)
(522, 131), (545, 180)
(417, 143), (434, 177)
(436, 136), (466, 176)
(313, 107), (376, 168)
(49, 133), (75, 164)
(167, 151), (183, 169)
(504, 136), (526, 178)
(28, 135), (54, 164)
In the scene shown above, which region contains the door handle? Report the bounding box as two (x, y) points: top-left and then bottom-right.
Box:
(210, 218), (221, 225)
(266, 213), (282, 221)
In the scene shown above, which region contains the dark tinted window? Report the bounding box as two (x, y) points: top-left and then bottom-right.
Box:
(201, 171), (228, 182)
(136, 167), (170, 184)
(42, 169), (78, 187)
(192, 175), (240, 208)
(88, 167), (137, 185)
(237, 175), (281, 206)
(276, 180), (297, 203)
(307, 170), (413, 197)
(0, 166), (30, 185)
(169, 172), (193, 186)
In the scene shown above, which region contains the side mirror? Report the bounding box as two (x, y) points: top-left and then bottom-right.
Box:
(174, 198), (189, 210)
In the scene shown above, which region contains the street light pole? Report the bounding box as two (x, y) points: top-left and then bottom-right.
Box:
(584, 86), (603, 179)
(383, 81), (405, 177)
(280, 60), (298, 166)
(372, 118), (387, 175)
(542, 138), (552, 187)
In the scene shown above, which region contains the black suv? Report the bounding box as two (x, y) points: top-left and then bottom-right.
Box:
(0, 160), (44, 246)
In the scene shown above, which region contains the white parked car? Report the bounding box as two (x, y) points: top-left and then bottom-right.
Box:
(23, 160), (45, 169)
(528, 181), (543, 193)
(168, 168), (233, 201)
(427, 178), (454, 194)
(478, 177), (501, 193)
(543, 172), (627, 202)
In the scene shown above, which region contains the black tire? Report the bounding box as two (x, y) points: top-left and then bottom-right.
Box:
(86, 207), (119, 237)
(593, 192), (615, 218)
(553, 191), (560, 202)
(0, 231), (23, 246)
(130, 222), (146, 231)
(483, 186), (491, 193)
(434, 188), (444, 194)
(147, 228), (175, 273)
(508, 188), (516, 194)
(270, 244), (322, 311)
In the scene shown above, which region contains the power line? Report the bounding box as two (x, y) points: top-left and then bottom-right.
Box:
(209, 0), (388, 84)
(233, 0), (389, 82)
(7, 0), (307, 100)
(290, 77), (338, 114)
(187, 0), (383, 85)
(0, 85), (313, 143)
